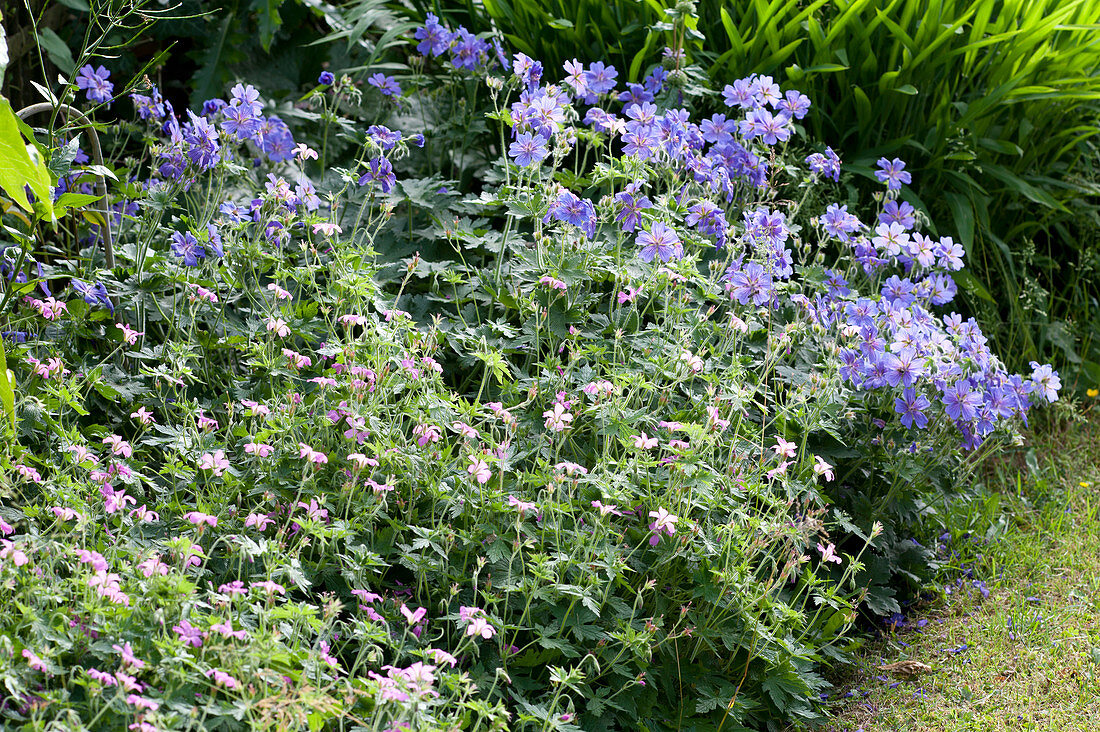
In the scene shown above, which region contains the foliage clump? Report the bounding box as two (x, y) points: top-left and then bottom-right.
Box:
(0, 5), (1061, 730)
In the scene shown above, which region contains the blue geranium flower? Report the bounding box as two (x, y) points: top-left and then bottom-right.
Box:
(75, 64), (113, 104)
(583, 61), (618, 95)
(544, 190), (597, 239)
(367, 73), (402, 98)
(71, 278), (113, 313)
(636, 222), (682, 264)
(357, 158), (395, 193)
(170, 231), (205, 267)
(414, 13), (452, 57)
(508, 132), (548, 168)
(726, 261), (773, 306)
(942, 380), (983, 422)
(875, 157), (912, 191)
(614, 184), (652, 233)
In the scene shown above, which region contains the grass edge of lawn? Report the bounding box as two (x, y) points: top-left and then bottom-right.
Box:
(821, 407), (1100, 731)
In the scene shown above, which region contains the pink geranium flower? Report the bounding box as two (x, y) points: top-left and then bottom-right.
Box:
(400, 605), (427, 625)
(204, 668), (240, 689)
(539, 275), (567, 290)
(313, 221), (342, 236)
(137, 556), (169, 577)
(112, 642), (146, 670)
(507, 495), (537, 515)
(413, 424), (442, 446)
(244, 513), (274, 530)
(282, 348), (312, 369)
(130, 407), (155, 425)
(542, 403), (572, 432)
(648, 507), (679, 546)
(198, 450), (230, 476)
(297, 498), (329, 522)
(184, 511), (217, 528)
(451, 421), (479, 439)
(22, 649), (47, 673)
(298, 443), (328, 464)
(266, 317), (291, 337)
(466, 617), (495, 639)
(102, 434), (133, 458)
(117, 323), (144, 345)
(591, 500), (623, 517)
(817, 542), (843, 564)
(467, 456), (491, 485)
(244, 441), (273, 457)
(555, 461), (588, 476)
(772, 437), (797, 459)
(338, 313), (367, 327)
(266, 283), (293, 300)
(679, 350), (704, 372)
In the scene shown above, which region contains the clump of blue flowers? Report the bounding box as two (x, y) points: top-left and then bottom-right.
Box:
(409, 11), (1059, 458)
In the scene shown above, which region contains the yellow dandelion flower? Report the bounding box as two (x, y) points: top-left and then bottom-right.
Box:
(1087, 388), (1099, 397)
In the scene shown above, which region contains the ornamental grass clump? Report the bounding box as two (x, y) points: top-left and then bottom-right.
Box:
(0, 11), (1059, 731)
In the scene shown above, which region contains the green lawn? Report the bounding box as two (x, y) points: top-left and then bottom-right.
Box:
(827, 409), (1100, 731)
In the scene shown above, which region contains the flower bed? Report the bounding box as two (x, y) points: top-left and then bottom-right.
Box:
(0, 12), (1060, 730)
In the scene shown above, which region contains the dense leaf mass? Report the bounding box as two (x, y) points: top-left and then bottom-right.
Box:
(0, 3), (1064, 731)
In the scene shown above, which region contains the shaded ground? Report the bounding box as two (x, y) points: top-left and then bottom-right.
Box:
(825, 412), (1100, 731)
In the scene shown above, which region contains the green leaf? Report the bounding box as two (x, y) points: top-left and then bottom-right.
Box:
(976, 137), (1023, 156)
(474, 346), (512, 385)
(831, 508), (870, 542)
(81, 209), (106, 228)
(251, 0), (287, 53)
(797, 62), (849, 74)
(629, 29), (659, 82)
(943, 191), (974, 255)
(29, 81), (58, 105)
(55, 192), (102, 210)
(47, 136), (80, 180)
(191, 12), (234, 102)
(863, 583), (900, 615)
(0, 97), (54, 219)
(1042, 321), (1081, 364)
(37, 28), (75, 76)
(81, 164), (118, 182)
(982, 162), (1066, 210)
(1080, 360), (1100, 387)
(952, 269), (995, 304)
(760, 669), (806, 709)
(851, 85), (872, 129)
(720, 7), (744, 57)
